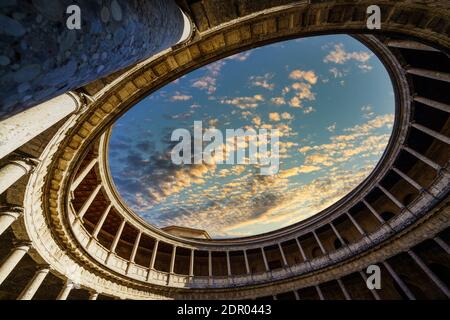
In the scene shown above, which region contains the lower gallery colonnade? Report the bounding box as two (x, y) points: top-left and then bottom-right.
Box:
(0, 0), (449, 300)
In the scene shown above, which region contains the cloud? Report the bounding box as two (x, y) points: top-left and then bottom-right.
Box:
(219, 94), (264, 109)
(249, 73), (275, 90)
(289, 96), (302, 108)
(329, 67), (347, 78)
(170, 92), (192, 101)
(303, 106), (315, 114)
(327, 123), (337, 132)
(291, 82), (315, 101)
(227, 51), (252, 61)
(252, 116), (262, 126)
(269, 112), (281, 121)
(279, 165), (321, 178)
(271, 97), (286, 105)
(323, 43), (372, 65)
(289, 69), (318, 84)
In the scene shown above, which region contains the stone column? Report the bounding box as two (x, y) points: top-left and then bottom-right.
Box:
(226, 251), (232, 276)
(71, 158), (98, 192)
(0, 93), (83, 160)
(17, 265), (50, 300)
(404, 146), (441, 171)
(0, 206), (23, 236)
(77, 184), (102, 220)
(208, 251), (213, 277)
(337, 279), (351, 300)
(295, 238), (308, 261)
(56, 281), (74, 300)
(330, 222), (346, 247)
(261, 248), (270, 272)
(278, 243), (288, 266)
(346, 212), (366, 235)
(243, 250), (250, 274)
(0, 1), (190, 119)
(189, 249), (195, 277)
(92, 204), (112, 239)
(312, 231), (327, 255)
(363, 200), (385, 223)
(0, 241), (31, 286)
(170, 246), (177, 274)
(0, 159), (35, 195)
(315, 285), (324, 300)
(149, 241), (159, 270)
(382, 261), (415, 300)
(408, 250), (450, 298)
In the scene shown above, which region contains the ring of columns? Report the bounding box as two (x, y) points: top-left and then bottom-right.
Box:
(1, 1), (450, 300)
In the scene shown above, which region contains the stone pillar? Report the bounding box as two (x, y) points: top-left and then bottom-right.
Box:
(412, 123), (450, 145)
(0, 159), (35, 195)
(0, 206), (23, 236)
(278, 243), (288, 266)
(382, 261), (415, 300)
(77, 184), (102, 220)
(295, 238), (308, 261)
(71, 158), (98, 192)
(0, 241), (31, 286)
(404, 146), (441, 171)
(414, 96), (450, 113)
(0, 1), (190, 119)
(126, 231), (142, 274)
(17, 265), (50, 300)
(363, 200), (385, 223)
(189, 249), (195, 277)
(337, 279), (351, 300)
(56, 281), (74, 300)
(293, 290), (300, 300)
(243, 250), (250, 274)
(346, 212), (366, 235)
(208, 251), (213, 277)
(170, 246), (177, 274)
(226, 251), (232, 276)
(109, 220), (126, 253)
(92, 204), (112, 239)
(150, 240), (159, 270)
(408, 250), (450, 298)
(330, 222), (345, 247)
(434, 237), (450, 255)
(392, 167), (423, 191)
(261, 248), (270, 272)
(378, 185), (405, 209)
(315, 285), (324, 300)
(0, 93), (82, 160)
(312, 231), (327, 255)
(89, 292), (99, 301)
(129, 232), (142, 264)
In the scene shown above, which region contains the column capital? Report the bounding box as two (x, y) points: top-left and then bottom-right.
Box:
(0, 205), (23, 216)
(35, 264), (51, 272)
(66, 91), (91, 114)
(12, 240), (32, 250)
(5, 156), (38, 173)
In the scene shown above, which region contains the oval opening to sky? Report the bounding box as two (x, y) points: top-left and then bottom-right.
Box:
(108, 35), (395, 239)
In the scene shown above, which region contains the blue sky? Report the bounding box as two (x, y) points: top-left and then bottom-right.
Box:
(108, 35), (395, 238)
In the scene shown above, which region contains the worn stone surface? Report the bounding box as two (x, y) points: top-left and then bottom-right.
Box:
(0, 0), (184, 120)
